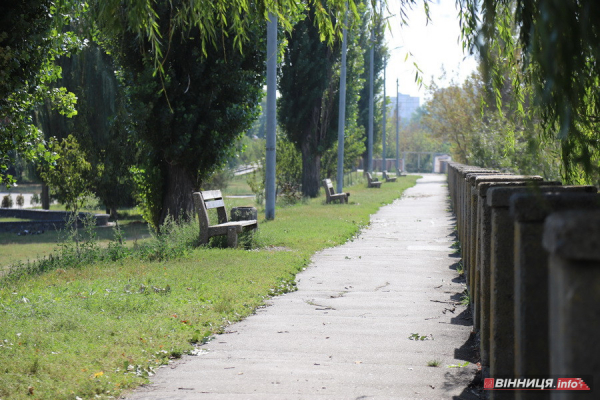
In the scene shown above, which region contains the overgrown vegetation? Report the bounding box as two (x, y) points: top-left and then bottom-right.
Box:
(0, 176), (418, 400)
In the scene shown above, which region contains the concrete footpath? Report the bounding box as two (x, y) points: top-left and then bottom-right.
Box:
(126, 174), (480, 400)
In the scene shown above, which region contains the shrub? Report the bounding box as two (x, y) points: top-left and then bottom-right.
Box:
(1, 194), (13, 208)
(15, 193), (24, 208)
(31, 193), (40, 206)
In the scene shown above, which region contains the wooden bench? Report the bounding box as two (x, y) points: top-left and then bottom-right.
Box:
(192, 190), (257, 247)
(365, 172), (382, 188)
(382, 170), (397, 182)
(397, 168), (407, 177)
(322, 179), (349, 204)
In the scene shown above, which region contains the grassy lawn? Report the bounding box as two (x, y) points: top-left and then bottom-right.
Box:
(0, 175), (419, 400)
(0, 220), (152, 270)
(0, 176), (257, 269)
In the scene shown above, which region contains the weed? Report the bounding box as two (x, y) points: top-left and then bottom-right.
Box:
(427, 360), (441, 367)
(456, 261), (464, 276)
(447, 361), (470, 368)
(451, 240), (462, 254)
(460, 289), (470, 306)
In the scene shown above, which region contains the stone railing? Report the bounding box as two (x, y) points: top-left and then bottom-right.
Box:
(447, 162), (600, 398)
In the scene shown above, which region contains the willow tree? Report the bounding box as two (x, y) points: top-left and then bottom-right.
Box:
(459, 0), (600, 184)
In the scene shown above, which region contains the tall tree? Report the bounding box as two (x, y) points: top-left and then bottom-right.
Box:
(105, 2), (266, 229)
(278, 6), (342, 197)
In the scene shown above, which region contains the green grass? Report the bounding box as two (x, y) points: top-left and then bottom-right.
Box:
(222, 174), (255, 196)
(0, 175), (419, 399)
(0, 217), (36, 222)
(0, 220), (152, 269)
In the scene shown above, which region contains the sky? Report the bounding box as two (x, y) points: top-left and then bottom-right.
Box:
(383, 0), (479, 103)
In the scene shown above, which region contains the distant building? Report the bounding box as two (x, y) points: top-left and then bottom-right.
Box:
(387, 94), (420, 124)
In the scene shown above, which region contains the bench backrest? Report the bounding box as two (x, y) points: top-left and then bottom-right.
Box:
(323, 179), (336, 196)
(193, 190), (228, 232)
(366, 172), (374, 182)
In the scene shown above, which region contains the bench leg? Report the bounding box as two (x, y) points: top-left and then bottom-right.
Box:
(199, 231), (209, 246)
(227, 226), (238, 248)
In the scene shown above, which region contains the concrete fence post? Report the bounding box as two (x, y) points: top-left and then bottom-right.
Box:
(542, 210), (600, 399)
(486, 186), (598, 400)
(472, 176), (544, 374)
(509, 191), (598, 399)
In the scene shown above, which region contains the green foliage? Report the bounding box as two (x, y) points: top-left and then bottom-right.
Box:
(408, 333), (433, 341)
(246, 165), (266, 206)
(38, 135), (93, 213)
(278, 4), (342, 197)
(130, 165), (163, 233)
(459, 0), (600, 185)
(0, 1), (82, 186)
(233, 135), (265, 170)
(276, 134), (302, 190)
(202, 168), (234, 191)
(321, 3), (367, 180)
(104, 2), (267, 227)
(421, 70), (561, 180)
(91, 0), (357, 79)
(246, 133), (304, 206)
(357, 1), (387, 165)
(31, 193), (40, 206)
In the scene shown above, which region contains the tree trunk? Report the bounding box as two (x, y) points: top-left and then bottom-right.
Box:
(158, 163), (197, 228)
(41, 183), (50, 210)
(301, 141), (321, 198)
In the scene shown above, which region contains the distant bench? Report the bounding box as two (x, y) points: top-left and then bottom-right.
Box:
(192, 190), (257, 248)
(382, 171), (397, 182)
(322, 179), (349, 204)
(365, 172), (382, 188)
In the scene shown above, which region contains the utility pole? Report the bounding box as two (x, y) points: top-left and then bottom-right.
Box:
(367, 23), (374, 173)
(395, 78), (400, 172)
(265, 12), (277, 220)
(336, 8), (348, 194)
(382, 56), (387, 173)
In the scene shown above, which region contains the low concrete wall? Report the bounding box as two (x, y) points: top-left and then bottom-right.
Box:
(0, 208), (109, 233)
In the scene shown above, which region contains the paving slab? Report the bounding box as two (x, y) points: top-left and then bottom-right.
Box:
(125, 174), (479, 400)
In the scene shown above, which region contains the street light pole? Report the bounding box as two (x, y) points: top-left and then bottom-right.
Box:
(382, 56), (387, 173)
(265, 12), (277, 220)
(396, 78), (400, 172)
(336, 9), (348, 194)
(367, 26), (374, 174)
